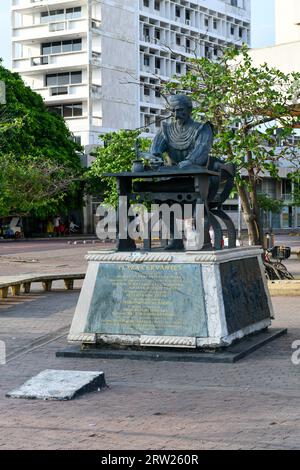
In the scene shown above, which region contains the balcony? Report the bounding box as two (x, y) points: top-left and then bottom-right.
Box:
(34, 83), (88, 102)
(13, 50), (88, 73)
(13, 17), (88, 43)
(12, 0), (82, 11)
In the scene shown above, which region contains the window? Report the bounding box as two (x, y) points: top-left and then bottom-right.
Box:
(204, 17), (209, 28)
(175, 6), (181, 18)
(144, 55), (150, 67)
(52, 42), (61, 54)
(41, 7), (81, 23)
(176, 63), (181, 74)
(155, 29), (160, 40)
(144, 86), (150, 96)
(66, 7), (81, 20)
(155, 58), (161, 69)
(231, 0), (238, 6)
(42, 39), (82, 56)
(49, 103), (83, 118)
(62, 40), (72, 53)
(51, 86), (68, 96)
(176, 35), (181, 46)
(213, 19), (218, 29)
(239, 27), (243, 38)
(41, 43), (51, 55)
(73, 135), (82, 145)
(45, 71), (82, 87)
(154, 1), (160, 11)
(231, 25), (235, 35)
(143, 0), (149, 7)
(71, 71), (82, 84)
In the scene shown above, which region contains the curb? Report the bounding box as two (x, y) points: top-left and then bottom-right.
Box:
(268, 280), (300, 296)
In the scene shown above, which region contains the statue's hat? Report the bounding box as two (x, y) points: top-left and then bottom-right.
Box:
(168, 94), (193, 110)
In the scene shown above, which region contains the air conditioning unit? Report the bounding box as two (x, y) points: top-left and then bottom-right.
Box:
(185, 20), (190, 26)
(144, 35), (150, 42)
(155, 68), (160, 74)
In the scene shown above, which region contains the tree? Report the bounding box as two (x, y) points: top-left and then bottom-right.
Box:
(89, 129), (151, 207)
(165, 45), (300, 245)
(0, 154), (82, 217)
(0, 61), (83, 217)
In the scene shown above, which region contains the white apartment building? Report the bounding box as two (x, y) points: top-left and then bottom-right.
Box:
(12, 0), (251, 148)
(276, 0), (300, 45)
(250, 0), (300, 231)
(11, 0), (250, 231)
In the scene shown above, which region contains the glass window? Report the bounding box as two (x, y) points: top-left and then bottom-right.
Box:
(71, 71), (82, 84)
(72, 39), (82, 51)
(52, 42), (62, 54)
(57, 73), (69, 85)
(66, 7), (82, 20)
(41, 43), (51, 55)
(51, 87), (68, 96)
(72, 103), (83, 116)
(49, 105), (63, 116)
(40, 11), (49, 24)
(62, 40), (72, 53)
(73, 7), (82, 18)
(46, 74), (57, 87)
(63, 104), (73, 117)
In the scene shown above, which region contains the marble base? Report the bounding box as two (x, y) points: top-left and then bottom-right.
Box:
(68, 247), (274, 349)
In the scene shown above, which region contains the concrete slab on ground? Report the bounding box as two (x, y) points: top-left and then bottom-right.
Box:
(6, 369), (106, 401)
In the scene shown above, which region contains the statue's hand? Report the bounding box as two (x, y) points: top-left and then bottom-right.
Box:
(178, 160), (192, 169)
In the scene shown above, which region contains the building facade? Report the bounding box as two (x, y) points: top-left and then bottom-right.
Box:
(276, 0), (300, 45)
(249, 0), (300, 232)
(11, 0), (251, 231)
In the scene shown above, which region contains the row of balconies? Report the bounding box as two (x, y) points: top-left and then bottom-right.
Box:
(13, 50), (101, 73)
(12, 17), (101, 42)
(32, 82), (102, 102)
(12, 0), (85, 11)
(139, 0), (250, 25)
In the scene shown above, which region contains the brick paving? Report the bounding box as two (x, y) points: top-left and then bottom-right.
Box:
(0, 292), (299, 450)
(0, 242), (299, 450)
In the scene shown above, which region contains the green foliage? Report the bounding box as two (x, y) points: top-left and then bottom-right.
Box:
(257, 193), (283, 214)
(0, 154), (82, 217)
(89, 129), (151, 207)
(0, 61), (83, 217)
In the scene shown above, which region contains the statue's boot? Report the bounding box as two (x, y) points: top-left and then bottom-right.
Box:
(164, 239), (184, 251)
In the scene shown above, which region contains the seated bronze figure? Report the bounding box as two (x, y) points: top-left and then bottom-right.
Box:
(133, 94), (236, 250)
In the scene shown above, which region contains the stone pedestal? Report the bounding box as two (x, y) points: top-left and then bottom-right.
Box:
(68, 247), (273, 350)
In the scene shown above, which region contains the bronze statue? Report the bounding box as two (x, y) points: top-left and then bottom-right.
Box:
(150, 94), (214, 169)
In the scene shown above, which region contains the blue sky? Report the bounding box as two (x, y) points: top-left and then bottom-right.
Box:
(0, 0), (275, 69)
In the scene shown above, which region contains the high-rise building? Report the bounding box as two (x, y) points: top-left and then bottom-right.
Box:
(276, 0), (300, 45)
(11, 0), (251, 231)
(12, 0), (251, 145)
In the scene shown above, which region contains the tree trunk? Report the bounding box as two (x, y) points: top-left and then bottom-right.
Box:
(238, 184), (260, 246)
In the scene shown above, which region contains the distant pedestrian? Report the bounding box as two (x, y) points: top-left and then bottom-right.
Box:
(53, 216), (61, 237)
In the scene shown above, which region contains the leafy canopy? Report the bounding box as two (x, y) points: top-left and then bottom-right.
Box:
(0, 61), (83, 217)
(89, 129), (151, 207)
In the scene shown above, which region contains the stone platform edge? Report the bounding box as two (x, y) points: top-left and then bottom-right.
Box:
(57, 328), (287, 364)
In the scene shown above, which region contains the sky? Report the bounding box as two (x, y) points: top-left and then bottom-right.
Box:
(0, 0), (275, 69)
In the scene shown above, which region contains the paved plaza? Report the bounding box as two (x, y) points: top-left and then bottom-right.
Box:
(0, 241), (299, 450)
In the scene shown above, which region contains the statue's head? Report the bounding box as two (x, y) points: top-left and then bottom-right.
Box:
(168, 95), (193, 124)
